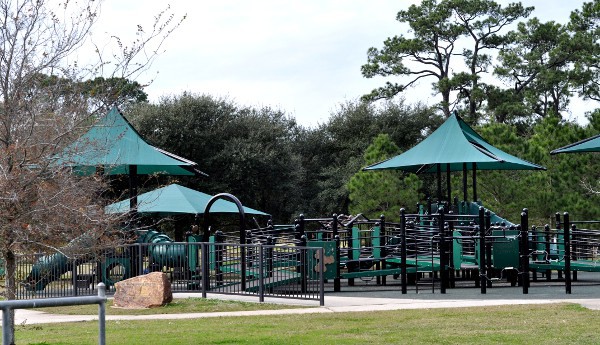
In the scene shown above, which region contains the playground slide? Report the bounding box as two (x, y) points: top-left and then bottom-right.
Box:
(460, 201), (515, 226)
(25, 231), (98, 291)
(138, 230), (187, 268)
(26, 229), (187, 291)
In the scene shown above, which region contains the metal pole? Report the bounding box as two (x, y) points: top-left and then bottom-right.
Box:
(301, 235), (308, 294)
(521, 210), (529, 294)
(138, 243), (144, 276)
(462, 162), (468, 202)
(201, 242), (207, 299)
(446, 163), (451, 205)
(98, 283), (106, 345)
(400, 208), (407, 294)
(485, 210), (492, 288)
(439, 207), (447, 294)
(319, 247), (325, 306)
(72, 258), (78, 297)
(472, 163), (477, 202)
(478, 207), (486, 294)
(436, 164), (442, 202)
(332, 214), (341, 292)
(258, 245), (264, 302)
(2, 307), (10, 345)
(564, 212), (571, 294)
(1, 283), (107, 345)
(128, 164), (138, 212)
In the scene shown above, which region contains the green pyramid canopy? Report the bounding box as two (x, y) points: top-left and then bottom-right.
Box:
(105, 184), (268, 216)
(551, 133), (600, 154)
(365, 114), (545, 173)
(56, 107), (206, 176)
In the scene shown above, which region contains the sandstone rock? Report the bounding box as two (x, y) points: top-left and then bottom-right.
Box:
(113, 272), (173, 309)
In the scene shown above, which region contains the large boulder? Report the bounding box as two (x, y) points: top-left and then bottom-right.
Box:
(113, 272), (173, 309)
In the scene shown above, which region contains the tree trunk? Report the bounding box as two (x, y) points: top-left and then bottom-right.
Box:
(442, 90), (451, 117)
(5, 250), (16, 344)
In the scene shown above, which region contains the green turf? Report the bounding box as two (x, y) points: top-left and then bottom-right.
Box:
(15, 303), (600, 345)
(37, 297), (304, 315)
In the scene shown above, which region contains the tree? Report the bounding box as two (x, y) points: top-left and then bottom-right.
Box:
(569, 0), (600, 103)
(0, 0), (183, 341)
(475, 116), (600, 225)
(493, 19), (578, 123)
(361, 0), (531, 121)
(128, 94), (303, 222)
(297, 99), (440, 218)
(347, 134), (422, 221)
(25, 74), (148, 113)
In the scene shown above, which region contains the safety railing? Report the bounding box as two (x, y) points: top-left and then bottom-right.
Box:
(15, 242), (325, 306)
(1, 283), (107, 345)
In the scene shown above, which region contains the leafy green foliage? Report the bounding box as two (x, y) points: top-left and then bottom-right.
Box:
(128, 97), (439, 223)
(362, 0), (531, 121)
(493, 19), (576, 123)
(298, 100), (440, 218)
(347, 134), (423, 221)
(128, 94), (302, 222)
(476, 116), (600, 225)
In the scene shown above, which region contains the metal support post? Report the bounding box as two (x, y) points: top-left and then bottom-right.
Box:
(564, 212), (571, 294)
(400, 208), (407, 294)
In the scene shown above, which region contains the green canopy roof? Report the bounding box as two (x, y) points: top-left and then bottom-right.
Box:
(364, 114), (546, 173)
(56, 107), (206, 176)
(551, 133), (600, 154)
(105, 184), (268, 216)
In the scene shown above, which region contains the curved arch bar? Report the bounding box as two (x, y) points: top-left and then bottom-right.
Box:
(201, 193), (247, 291)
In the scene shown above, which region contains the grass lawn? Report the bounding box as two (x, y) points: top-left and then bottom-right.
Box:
(15, 303), (600, 345)
(38, 297), (304, 315)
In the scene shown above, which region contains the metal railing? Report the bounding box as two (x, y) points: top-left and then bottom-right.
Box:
(16, 242), (325, 305)
(1, 283), (107, 345)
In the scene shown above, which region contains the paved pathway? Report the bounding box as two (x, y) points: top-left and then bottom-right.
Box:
(8, 291), (600, 325)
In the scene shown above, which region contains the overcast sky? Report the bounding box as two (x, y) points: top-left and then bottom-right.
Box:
(94, 1), (588, 127)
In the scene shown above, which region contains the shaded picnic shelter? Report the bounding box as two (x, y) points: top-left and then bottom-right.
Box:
(55, 107), (206, 210)
(364, 113), (546, 204)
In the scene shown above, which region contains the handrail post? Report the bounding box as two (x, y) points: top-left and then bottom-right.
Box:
(400, 208), (407, 294)
(201, 242), (208, 298)
(332, 214), (341, 292)
(439, 206), (447, 294)
(319, 247), (325, 306)
(258, 244), (264, 303)
(520, 209), (529, 294)
(564, 212), (571, 294)
(478, 206), (486, 294)
(1, 283), (107, 345)
(2, 306), (11, 345)
(98, 282), (106, 345)
(485, 210), (492, 288)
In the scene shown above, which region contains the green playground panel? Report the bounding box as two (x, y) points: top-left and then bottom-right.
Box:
(453, 230), (478, 268)
(349, 226), (381, 259)
(492, 229), (519, 269)
(307, 241), (337, 280)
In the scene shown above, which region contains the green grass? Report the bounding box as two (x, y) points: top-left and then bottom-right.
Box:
(15, 303), (600, 345)
(37, 297), (303, 315)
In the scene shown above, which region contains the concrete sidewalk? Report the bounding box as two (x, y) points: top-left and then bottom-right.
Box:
(8, 293), (600, 325)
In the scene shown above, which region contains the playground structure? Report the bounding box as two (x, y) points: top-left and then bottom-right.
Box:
(19, 194), (325, 302)
(15, 110), (600, 299)
(18, 195), (600, 299)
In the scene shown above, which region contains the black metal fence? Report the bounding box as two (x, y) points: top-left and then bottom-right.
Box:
(15, 242), (325, 305)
